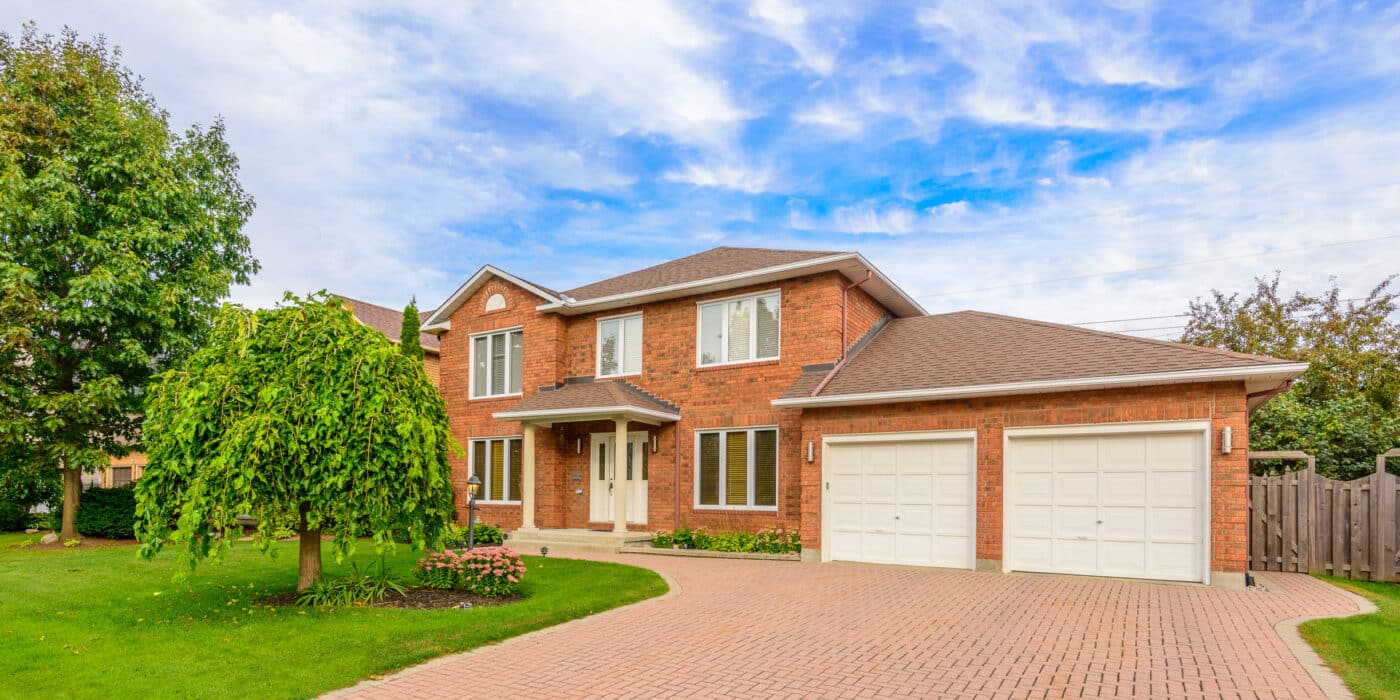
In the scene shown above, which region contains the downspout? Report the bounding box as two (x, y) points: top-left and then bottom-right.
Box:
(673, 422), (681, 529)
(814, 271), (872, 397)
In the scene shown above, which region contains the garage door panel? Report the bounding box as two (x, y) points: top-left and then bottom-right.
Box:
(935, 474), (969, 504)
(1149, 508), (1197, 541)
(1053, 539), (1098, 574)
(1008, 429), (1205, 583)
(1100, 472), (1146, 505)
(825, 438), (975, 570)
(1099, 540), (1146, 577)
(1013, 473), (1053, 503)
(1055, 506), (1098, 537)
(1101, 506), (1146, 539)
(1148, 433), (1199, 467)
(1148, 542), (1199, 579)
(864, 474), (897, 501)
(1054, 472), (1098, 505)
(1099, 436), (1147, 470)
(898, 474), (933, 502)
(1054, 437), (1099, 468)
(1150, 471), (1195, 507)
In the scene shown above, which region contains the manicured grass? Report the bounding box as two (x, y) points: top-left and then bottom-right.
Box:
(0, 532), (666, 699)
(1300, 576), (1400, 700)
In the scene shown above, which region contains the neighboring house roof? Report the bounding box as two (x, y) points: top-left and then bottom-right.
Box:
(493, 379), (681, 424)
(423, 246), (925, 330)
(774, 311), (1307, 408)
(334, 295), (440, 354)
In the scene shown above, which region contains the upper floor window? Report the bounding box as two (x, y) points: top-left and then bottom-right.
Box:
(698, 291), (780, 366)
(471, 328), (523, 398)
(597, 313), (642, 377)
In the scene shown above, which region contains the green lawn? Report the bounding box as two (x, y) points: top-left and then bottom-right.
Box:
(0, 532), (667, 699)
(1300, 576), (1400, 700)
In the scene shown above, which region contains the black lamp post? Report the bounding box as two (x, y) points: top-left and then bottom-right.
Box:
(465, 475), (481, 550)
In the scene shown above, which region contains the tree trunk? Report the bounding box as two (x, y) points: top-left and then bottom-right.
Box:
(60, 467), (82, 541)
(296, 502), (322, 591)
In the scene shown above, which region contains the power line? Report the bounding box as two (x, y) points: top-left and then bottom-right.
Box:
(919, 234), (1400, 299)
(1106, 325), (1186, 333)
(1074, 313), (1189, 325)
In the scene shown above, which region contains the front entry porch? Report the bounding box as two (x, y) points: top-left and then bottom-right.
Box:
(491, 378), (681, 538)
(505, 527), (651, 555)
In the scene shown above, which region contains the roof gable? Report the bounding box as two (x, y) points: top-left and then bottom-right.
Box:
(562, 247), (844, 301)
(420, 265), (560, 330)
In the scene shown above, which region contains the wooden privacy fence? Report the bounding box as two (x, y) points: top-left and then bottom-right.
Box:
(1247, 449), (1400, 582)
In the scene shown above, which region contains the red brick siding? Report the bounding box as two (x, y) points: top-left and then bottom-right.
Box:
(444, 272), (862, 534)
(423, 353), (441, 387)
(843, 283), (887, 353)
(797, 381), (1251, 573)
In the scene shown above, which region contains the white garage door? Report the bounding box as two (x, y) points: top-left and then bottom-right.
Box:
(826, 435), (975, 569)
(1006, 428), (1206, 582)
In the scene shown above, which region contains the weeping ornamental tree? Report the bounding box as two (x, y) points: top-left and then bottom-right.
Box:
(137, 295), (455, 590)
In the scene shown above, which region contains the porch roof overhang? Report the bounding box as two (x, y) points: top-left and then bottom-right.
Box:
(492, 379), (681, 427)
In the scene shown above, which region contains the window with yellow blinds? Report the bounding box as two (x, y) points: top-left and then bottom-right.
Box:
(695, 427), (778, 509)
(469, 436), (523, 503)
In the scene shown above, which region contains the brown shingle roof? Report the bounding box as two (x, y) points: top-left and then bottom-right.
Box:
(496, 380), (680, 419)
(334, 295), (440, 353)
(562, 246), (844, 302)
(781, 311), (1293, 400)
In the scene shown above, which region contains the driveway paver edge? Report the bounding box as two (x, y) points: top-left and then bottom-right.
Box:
(1266, 574), (1379, 700)
(320, 558), (681, 699)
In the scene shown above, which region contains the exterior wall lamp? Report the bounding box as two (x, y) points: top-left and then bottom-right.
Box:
(806, 441), (815, 463)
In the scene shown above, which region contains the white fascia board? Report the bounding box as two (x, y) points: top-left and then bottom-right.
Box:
(771, 363), (1310, 409)
(422, 265), (559, 328)
(492, 405), (681, 423)
(535, 253), (926, 317)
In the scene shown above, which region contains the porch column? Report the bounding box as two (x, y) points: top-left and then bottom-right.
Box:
(612, 417), (628, 533)
(519, 423), (537, 531)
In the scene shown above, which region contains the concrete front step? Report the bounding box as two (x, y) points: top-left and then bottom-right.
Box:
(504, 528), (651, 555)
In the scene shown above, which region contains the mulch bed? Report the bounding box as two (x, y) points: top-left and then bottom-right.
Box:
(257, 587), (524, 610)
(11, 536), (141, 551)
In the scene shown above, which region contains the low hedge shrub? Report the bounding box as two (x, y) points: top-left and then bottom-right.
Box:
(75, 485), (137, 539)
(651, 526), (800, 554)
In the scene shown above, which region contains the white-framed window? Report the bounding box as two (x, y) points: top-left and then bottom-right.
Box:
(695, 427), (778, 509)
(697, 291), (780, 366)
(470, 437), (522, 503)
(597, 312), (642, 378)
(470, 327), (523, 398)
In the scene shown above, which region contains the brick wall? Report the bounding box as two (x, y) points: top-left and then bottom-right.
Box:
(797, 381), (1251, 574)
(423, 353), (441, 386)
(442, 271), (864, 534)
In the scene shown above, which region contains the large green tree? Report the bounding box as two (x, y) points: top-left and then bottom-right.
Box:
(137, 295), (455, 590)
(0, 26), (257, 539)
(1183, 274), (1400, 478)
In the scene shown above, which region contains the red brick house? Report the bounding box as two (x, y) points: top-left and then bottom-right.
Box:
(422, 247), (1305, 587)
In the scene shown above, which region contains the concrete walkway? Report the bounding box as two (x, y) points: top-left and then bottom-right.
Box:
(335, 553), (1361, 699)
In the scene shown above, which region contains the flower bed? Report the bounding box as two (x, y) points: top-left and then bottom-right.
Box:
(415, 546), (527, 597)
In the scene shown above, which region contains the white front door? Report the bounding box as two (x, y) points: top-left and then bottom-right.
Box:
(590, 433), (649, 524)
(825, 434), (976, 569)
(1006, 428), (1206, 582)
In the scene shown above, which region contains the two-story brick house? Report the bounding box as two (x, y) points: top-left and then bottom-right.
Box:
(422, 247), (1305, 588)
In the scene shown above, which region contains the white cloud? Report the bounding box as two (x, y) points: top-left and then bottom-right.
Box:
(748, 0), (838, 74)
(664, 160), (776, 193)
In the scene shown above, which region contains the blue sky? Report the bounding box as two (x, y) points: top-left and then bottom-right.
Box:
(12, 1), (1400, 337)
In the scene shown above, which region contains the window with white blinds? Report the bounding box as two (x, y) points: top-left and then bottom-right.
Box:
(597, 313), (642, 377)
(470, 328), (523, 398)
(696, 428), (778, 509)
(698, 291), (780, 366)
(470, 437), (523, 503)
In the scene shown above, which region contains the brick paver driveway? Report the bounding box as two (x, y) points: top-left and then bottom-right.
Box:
(338, 553), (1360, 699)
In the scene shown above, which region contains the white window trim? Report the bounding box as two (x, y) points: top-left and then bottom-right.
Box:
(693, 425), (779, 511)
(695, 289), (781, 368)
(596, 312), (643, 378)
(469, 435), (523, 505)
(468, 326), (524, 400)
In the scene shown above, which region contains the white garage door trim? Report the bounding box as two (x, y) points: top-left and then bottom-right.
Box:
(1002, 420), (1212, 585)
(821, 430), (977, 570)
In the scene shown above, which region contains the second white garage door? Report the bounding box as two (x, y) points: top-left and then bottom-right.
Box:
(1006, 426), (1207, 583)
(825, 433), (975, 569)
